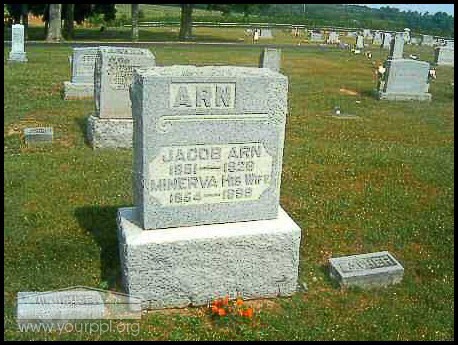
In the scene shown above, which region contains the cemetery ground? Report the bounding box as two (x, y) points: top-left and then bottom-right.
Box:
(4, 42), (454, 340)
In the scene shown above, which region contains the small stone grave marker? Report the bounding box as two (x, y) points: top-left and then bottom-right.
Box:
(23, 127), (53, 146)
(329, 251), (404, 288)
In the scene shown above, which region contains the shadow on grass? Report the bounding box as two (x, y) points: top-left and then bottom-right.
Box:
(74, 205), (123, 290)
(317, 263), (341, 289)
(74, 116), (92, 148)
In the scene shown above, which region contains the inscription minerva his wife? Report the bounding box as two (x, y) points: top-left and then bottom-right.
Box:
(147, 143), (273, 206)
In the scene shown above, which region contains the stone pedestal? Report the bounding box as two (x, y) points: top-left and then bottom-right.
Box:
(117, 206), (301, 309)
(87, 114), (133, 149)
(64, 82), (94, 100)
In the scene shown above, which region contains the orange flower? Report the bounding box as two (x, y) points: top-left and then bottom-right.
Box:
(222, 296), (229, 306)
(218, 308), (226, 316)
(236, 297), (244, 306)
(242, 308), (253, 318)
(211, 305), (219, 314)
(212, 299), (222, 308)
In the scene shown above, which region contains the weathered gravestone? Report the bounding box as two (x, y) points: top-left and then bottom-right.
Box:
(259, 47), (281, 72)
(326, 31), (340, 44)
(362, 29), (371, 38)
(410, 37), (420, 45)
(259, 28), (273, 38)
(87, 46), (156, 149)
(372, 31), (383, 46)
(329, 251), (404, 288)
(434, 46), (454, 66)
(117, 65), (302, 308)
(421, 34), (435, 47)
(382, 33), (393, 49)
(378, 34), (432, 101)
(64, 47), (98, 100)
(355, 35), (364, 49)
(389, 32), (405, 59)
(310, 32), (324, 42)
(444, 40), (454, 49)
(8, 24), (27, 62)
(23, 127), (53, 146)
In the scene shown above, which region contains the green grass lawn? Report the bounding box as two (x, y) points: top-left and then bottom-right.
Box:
(3, 41), (454, 340)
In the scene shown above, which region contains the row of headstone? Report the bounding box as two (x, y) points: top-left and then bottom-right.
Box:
(378, 32), (431, 101)
(326, 32), (340, 44)
(310, 32), (324, 42)
(63, 46), (280, 149)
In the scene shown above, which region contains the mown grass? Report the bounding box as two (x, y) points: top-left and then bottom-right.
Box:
(4, 38), (454, 341)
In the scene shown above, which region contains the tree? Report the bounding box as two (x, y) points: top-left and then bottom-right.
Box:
(46, 4), (62, 42)
(131, 4), (139, 42)
(179, 4), (193, 41)
(63, 4), (74, 39)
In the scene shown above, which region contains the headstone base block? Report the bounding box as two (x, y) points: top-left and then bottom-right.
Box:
(117, 206), (302, 309)
(378, 91), (432, 101)
(64, 81), (94, 100)
(8, 52), (27, 62)
(87, 114), (132, 149)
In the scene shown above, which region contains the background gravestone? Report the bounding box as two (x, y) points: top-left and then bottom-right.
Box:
(434, 46), (454, 66)
(382, 33), (393, 49)
(372, 31), (383, 46)
(64, 47), (98, 100)
(259, 28), (273, 39)
(355, 35), (364, 49)
(389, 32), (405, 60)
(327, 32), (340, 44)
(421, 34), (435, 47)
(310, 32), (324, 42)
(259, 47), (281, 72)
(8, 24), (27, 62)
(87, 46), (156, 149)
(117, 65), (301, 308)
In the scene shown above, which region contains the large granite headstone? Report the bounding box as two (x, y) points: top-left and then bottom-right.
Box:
(117, 65), (302, 308)
(87, 46), (156, 149)
(434, 46), (454, 66)
(378, 58), (432, 101)
(259, 47), (281, 72)
(64, 47), (98, 100)
(8, 24), (27, 62)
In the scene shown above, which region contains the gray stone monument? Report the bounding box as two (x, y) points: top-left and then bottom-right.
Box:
(421, 34), (435, 47)
(389, 32), (405, 60)
(372, 31), (383, 46)
(434, 46), (454, 66)
(310, 32), (324, 42)
(260, 47), (281, 72)
(326, 31), (340, 44)
(355, 35), (364, 49)
(362, 29), (371, 38)
(8, 24), (27, 62)
(117, 65), (302, 308)
(259, 28), (273, 38)
(329, 251), (404, 288)
(87, 46), (156, 149)
(410, 37), (420, 45)
(64, 47), (98, 100)
(382, 33), (393, 49)
(378, 58), (432, 101)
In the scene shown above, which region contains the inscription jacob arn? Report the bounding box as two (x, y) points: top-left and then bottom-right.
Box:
(147, 142), (273, 206)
